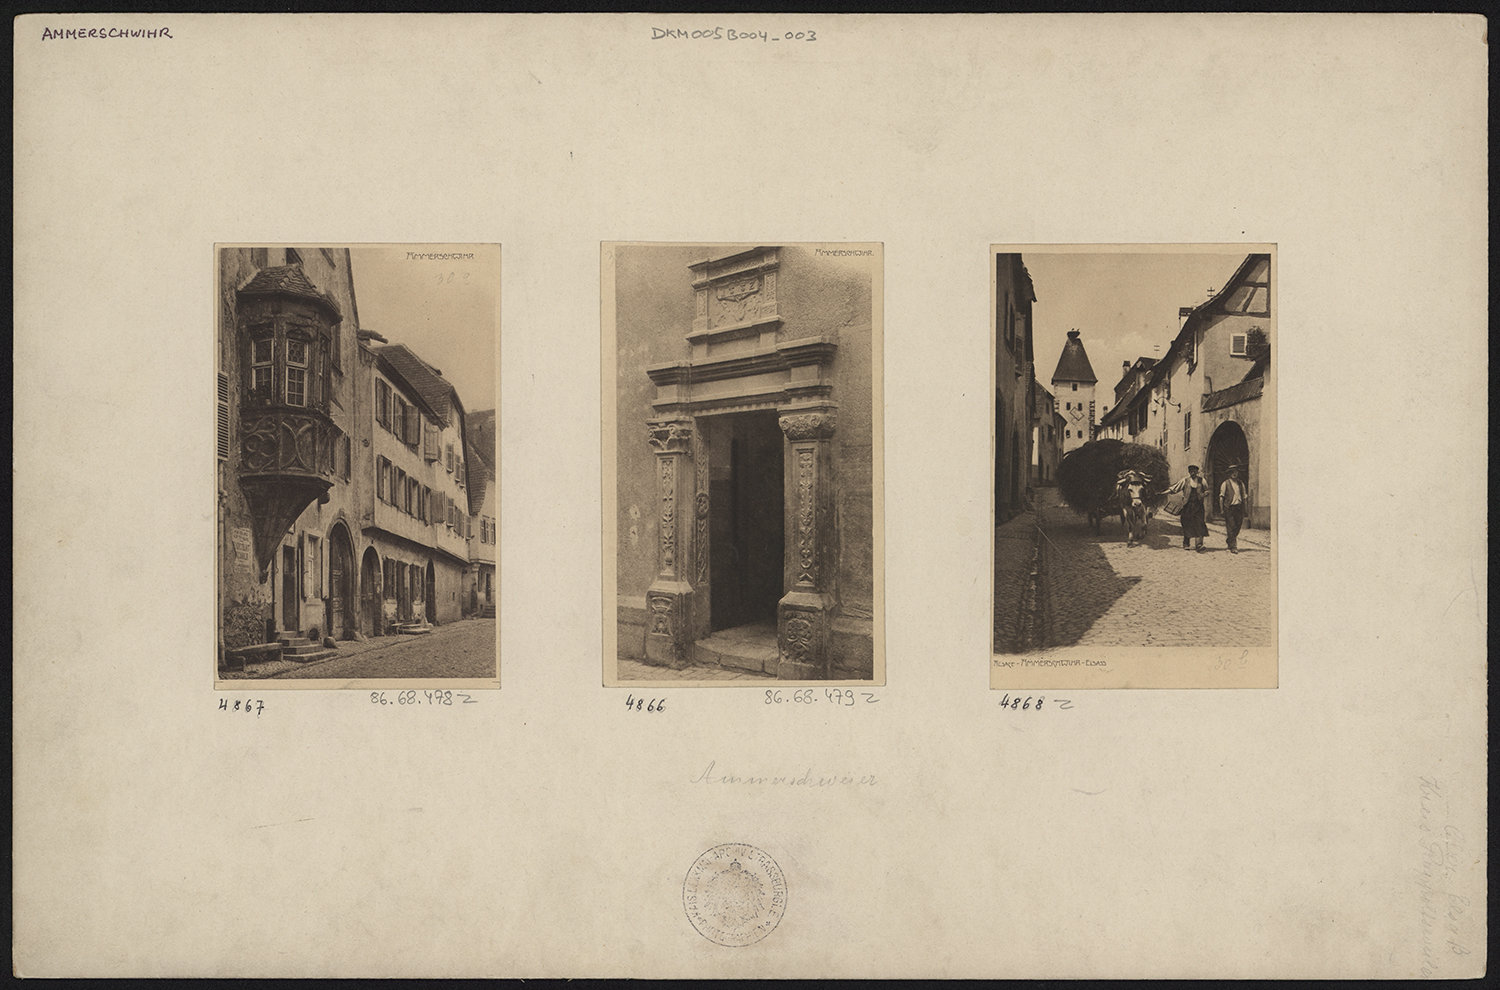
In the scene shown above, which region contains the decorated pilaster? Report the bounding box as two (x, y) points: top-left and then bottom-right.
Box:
(776, 405), (838, 679)
(644, 419), (697, 668)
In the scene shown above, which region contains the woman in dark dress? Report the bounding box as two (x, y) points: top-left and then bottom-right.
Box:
(1167, 464), (1210, 552)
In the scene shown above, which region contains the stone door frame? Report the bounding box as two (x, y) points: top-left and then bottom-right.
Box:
(640, 247), (841, 679)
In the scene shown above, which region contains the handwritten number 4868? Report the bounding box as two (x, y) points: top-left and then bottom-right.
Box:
(1000, 694), (1072, 710)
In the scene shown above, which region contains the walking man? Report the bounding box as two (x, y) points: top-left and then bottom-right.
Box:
(1219, 463), (1246, 554)
(1166, 464), (1210, 552)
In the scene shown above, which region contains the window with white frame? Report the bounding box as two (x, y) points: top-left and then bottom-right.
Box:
(285, 338), (308, 407)
(1229, 332), (1248, 356)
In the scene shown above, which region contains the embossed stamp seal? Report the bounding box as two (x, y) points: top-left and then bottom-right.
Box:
(683, 843), (787, 947)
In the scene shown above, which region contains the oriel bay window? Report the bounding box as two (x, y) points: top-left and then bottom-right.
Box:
(232, 263), (343, 582)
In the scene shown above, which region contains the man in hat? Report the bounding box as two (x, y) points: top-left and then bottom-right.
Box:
(1218, 463), (1246, 554)
(1166, 464), (1210, 552)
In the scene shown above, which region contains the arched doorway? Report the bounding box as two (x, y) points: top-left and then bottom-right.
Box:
(360, 547), (381, 637)
(327, 523), (355, 640)
(1207, 420), (1250, 518)
(426, 560), (437, 625)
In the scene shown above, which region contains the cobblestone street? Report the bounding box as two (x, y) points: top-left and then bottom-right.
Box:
(271, 618), (497, 680)
(996, 490), (1272, 652)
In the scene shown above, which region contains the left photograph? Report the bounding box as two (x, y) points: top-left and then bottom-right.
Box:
(215, 245), (499, 688)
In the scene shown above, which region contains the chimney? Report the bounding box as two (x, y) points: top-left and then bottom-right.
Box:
(1123, 360), (1131, 374)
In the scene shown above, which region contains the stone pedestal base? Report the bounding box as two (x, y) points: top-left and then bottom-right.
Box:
(776, 590), (833, 679)
(644, 582), (694, 669)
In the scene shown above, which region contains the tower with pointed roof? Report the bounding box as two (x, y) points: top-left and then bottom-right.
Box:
(1051, 329), (1098, 454)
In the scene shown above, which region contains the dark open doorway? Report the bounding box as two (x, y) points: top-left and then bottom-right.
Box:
(1207, 420), (1250, 518)
(426, 561), (437, 625)
(705, 411), (785, 634)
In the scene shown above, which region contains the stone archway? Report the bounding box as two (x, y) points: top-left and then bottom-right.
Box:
(360, 546), (381, 637)
(1207, 420), (1250, 518)
(327, 522), (356, 640)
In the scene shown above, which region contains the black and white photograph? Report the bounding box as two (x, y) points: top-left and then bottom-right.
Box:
(604, 243), (884, 685)
(992, 246), (1277, 688)
(215, 244), (499, 687)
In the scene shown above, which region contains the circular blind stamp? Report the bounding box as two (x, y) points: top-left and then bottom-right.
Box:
(683, 843), (787, 947)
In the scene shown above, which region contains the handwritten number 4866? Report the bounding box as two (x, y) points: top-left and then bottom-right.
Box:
(626, 694), (665, 712)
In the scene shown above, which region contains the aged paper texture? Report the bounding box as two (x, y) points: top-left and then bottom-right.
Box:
(13, 13), (1486, 979)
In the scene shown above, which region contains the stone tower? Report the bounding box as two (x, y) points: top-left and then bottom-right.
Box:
(1051, 329), (1098, 454)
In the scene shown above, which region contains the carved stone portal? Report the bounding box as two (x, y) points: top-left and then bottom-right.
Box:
(775, 404), (838, 679)
(644, 419), (697, 668)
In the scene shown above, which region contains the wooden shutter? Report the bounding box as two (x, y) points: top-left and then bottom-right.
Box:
(424, 425), (440, 461)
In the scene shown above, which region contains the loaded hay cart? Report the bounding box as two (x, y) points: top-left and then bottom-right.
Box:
(1057, 439), (1172, 538)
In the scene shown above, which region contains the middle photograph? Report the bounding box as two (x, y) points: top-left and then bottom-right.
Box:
(603, 243), (885, 687)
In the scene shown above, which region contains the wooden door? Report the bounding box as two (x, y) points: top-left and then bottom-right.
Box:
(281, 545), (298, 633)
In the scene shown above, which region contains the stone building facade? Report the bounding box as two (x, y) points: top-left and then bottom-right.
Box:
(995, 253), (1037, 520)
(1145, 253), (1273, 528)
(362, 343), (474, 632)
(465, 409), (497, 617)
(217, 248), (363, 654)
(217, 247), (491, 668)
(614, 245), (879, 680)
(1030, 380), (1063, 486)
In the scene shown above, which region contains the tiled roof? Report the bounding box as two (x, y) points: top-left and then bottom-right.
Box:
(466, 409), (496, 470)
(237, 265), (342, 319)
(375, 344), (455, 426)
(1051, 331), (1098, 384)
(1201, 376), (1265, 413)
(464, 438), (493, 516)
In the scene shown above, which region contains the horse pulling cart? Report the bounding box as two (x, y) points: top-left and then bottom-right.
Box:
(1056, 440), (1171, 545)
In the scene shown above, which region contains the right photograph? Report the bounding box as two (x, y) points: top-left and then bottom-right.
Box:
(991, 245), (1277, 689)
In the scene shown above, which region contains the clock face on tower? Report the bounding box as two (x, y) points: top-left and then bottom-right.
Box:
(1069, 407), (1083, 421)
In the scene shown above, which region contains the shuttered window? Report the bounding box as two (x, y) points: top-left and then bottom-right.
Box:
(424, 425), (440, 461)
(376, 380), (391, 429)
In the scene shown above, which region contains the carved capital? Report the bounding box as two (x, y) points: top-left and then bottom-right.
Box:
(647, 421), (694, 454)
(779, 412), (837, 441)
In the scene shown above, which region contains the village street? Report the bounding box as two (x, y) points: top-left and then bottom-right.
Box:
(995, 491), (1273, 653)
(272, 617), (496, 680)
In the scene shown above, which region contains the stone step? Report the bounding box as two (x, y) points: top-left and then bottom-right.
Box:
(278, 636), (311, 648)
(287, 649), (337, 664)
(693, 624), (778, 675)
(283, 643), (326, 656)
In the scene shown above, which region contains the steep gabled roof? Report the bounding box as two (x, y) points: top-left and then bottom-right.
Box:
(375, 344), (456, 426)
(1149, 253), (1271, 391)
(1051, 330), (1098, 384)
